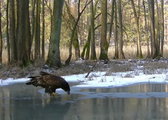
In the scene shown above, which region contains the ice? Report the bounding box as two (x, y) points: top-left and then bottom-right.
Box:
(0, 78), (30, 86)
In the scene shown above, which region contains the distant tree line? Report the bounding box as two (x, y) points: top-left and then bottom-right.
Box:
(0, 0), (166, 67)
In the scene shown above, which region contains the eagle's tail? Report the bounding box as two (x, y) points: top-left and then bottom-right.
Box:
(26, 77), (38, 86)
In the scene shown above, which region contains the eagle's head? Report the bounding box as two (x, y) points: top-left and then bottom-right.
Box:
(62, 82), (70, 95)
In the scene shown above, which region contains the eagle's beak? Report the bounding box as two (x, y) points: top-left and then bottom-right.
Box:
(67, 91), (70, 95)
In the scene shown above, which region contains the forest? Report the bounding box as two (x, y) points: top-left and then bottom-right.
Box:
(1, 1), (168, 119)
(0, 0), (167, 67)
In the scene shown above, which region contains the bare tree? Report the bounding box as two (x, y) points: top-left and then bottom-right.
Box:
(65, 0), (91, 65)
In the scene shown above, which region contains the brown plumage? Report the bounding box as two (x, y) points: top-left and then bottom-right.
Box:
(26, 71), (70, 95)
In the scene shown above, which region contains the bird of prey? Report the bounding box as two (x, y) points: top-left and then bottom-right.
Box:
(26, 71), (70, 96)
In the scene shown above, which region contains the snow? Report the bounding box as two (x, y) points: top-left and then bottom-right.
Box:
(65, 71), (168, 88)
(0, 71), (168, 89)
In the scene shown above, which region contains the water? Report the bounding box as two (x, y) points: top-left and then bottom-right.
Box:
(1, 83), (168, 120)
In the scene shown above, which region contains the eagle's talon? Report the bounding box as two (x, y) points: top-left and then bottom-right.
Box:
(50, 93), (57, 96)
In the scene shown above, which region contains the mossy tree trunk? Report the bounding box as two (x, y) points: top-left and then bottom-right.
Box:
(47, 0), (64, 67)
(99, 0), (109, 60)
(73, 28), (80, 60)
(16, 0), (31, 65)
(81, 27), (91, 60)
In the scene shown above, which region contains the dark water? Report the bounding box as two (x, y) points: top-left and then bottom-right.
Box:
(1, 83), (168, 120)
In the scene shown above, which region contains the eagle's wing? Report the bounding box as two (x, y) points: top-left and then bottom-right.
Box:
(41, 75), (63, 87)
(40, 71), (50, 76)
(26, 76), (41, 86)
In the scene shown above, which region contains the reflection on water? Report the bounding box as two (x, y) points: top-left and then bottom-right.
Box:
(1, 83), (168, 120)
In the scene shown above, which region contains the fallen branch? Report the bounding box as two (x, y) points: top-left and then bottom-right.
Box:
(85, 62), (97, 78)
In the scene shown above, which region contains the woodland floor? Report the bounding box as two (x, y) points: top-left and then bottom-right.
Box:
(0, 58), (168, 79)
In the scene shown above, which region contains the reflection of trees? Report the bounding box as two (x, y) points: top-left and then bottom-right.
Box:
(65, 85), (168, 120)
(0, 88), (10, 120)
(2, 84), (168, 120)
(11, 90), (71, 120)
(0, 85), (71, 120)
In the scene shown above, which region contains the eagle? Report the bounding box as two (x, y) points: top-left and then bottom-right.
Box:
(26, 71), (70, 96)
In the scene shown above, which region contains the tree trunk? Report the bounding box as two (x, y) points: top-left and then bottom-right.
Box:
(64, 1), (77, 63)
(99, 0), (108, 60)
(17, 0), (31, 65)
(73, 30), (80, 60)
(47, 0), (64, 67)
(155, 0), (161, 57)
(65, 0), (91, 64)
(107, 0), (115, 44)
(117, 0), (125, 59)
(160, 0), (164, 56)
(113, 0), (119, 59)
(31, 0), (35, 59)
(9, 0), (17, 62)
(34, 0), (41, 59)
(143, 0), (150, 58)
(42, 0), (45, 59)
(0, 0), (2, 63)
(130, 0), (142, 58)
(90, 0), (96, 60)
(81, 27), (91, 60)
(148, 0), (160, 58)
(6, 0), (10, 63)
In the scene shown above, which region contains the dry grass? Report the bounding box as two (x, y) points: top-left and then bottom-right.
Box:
(60, 45), (168, 61)
(2, 45), (168, 64)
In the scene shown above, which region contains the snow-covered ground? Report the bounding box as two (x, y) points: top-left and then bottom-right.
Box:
(63, 71), (168, 88)
(1, 70), (168, 89)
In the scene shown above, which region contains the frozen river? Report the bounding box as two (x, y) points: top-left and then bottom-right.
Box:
(1, 83), (168, 120)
